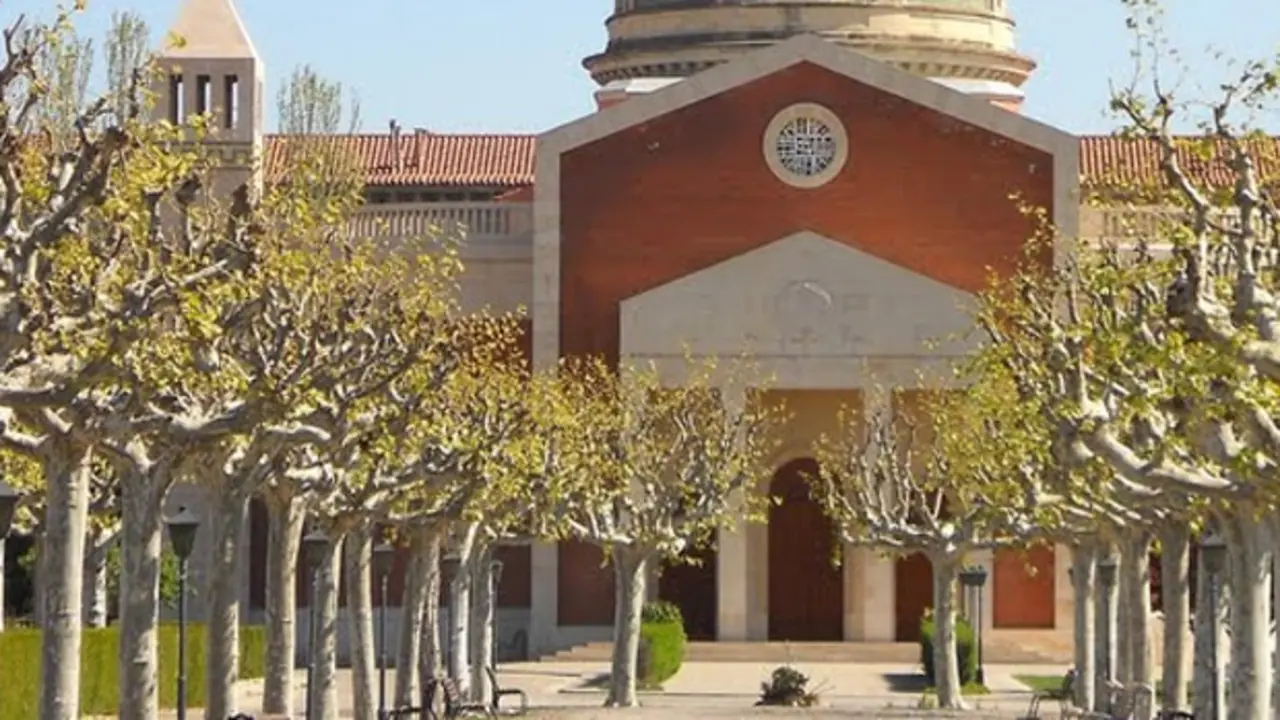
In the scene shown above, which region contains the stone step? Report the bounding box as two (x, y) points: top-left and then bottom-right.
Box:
(544, 636), (1073, 665)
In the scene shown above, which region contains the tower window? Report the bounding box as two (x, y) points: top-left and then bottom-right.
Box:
(168, 74), (184, 123)
(195, 75), (211, 115)
(224, 75), (239, 129)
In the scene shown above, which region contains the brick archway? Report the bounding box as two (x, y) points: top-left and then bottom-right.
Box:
(767, 457), (843, 640)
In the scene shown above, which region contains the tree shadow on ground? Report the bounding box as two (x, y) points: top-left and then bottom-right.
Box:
(882, 673), (930, 693)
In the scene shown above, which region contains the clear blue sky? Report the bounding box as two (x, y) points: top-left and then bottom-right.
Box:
(5, 0), (1278, 134)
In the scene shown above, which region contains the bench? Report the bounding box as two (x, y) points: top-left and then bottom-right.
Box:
(1022, 668), (1076, 718)
(485, 666), (528, 715)
(423, 676), (492, 719)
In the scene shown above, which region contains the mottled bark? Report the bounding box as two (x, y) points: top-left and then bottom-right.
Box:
(262, 492), (305, 716)
(205, 487), (250, 720)
(470, 546), (496, 703)
(38, 442), (92, 720)
(1071, 542), (1097, 710)
(929, 555), (964, 710)
(447, 525), (478, 693)
(605, 547), (648, 708)
(1120, 530), (1154, 688)
(82, 532), (111, 628)
(1224, 514), (1272, 720)
(345, 526), (377, 720)
(1095, 546), (1119, 712)
(395, 527), (431, 707)
(1192, 551), (1226, 720)
(1158, 525), (1191, 712)
(118, 470), (170, 720)
(419, 530), (443, 703)
(308, 534), (344, 720)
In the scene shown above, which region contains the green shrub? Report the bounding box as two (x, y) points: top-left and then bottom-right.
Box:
(637, 600), (685, 688)
(919, 610), (979, 686)
(0, 622), (267, 720)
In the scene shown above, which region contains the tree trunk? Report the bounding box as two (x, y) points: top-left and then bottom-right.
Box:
(262, 491), (305, 716)
(447, 524), (478, 693)
(470, 545), (496, 703)
(1224, 512), (1273, 720)
(38, 442), (92, 720)
(118, 470), (169, 720)
(605, 547), (648, 708)
(929, 555), (965, 709)
(396, 526), (431, 707)
(82, 529), (112, 628)
(345, 526), (377, 720)
(1095, 543), (1119, 712)
(1158, 524), (1191, 712)
(419, 530), (444, 707)
(1193, 545), (1226, 720)
(205, 486), (249, 720)
(309, 533), (344, 720)
(1120, 529), (1154, 689)
(1071, 540), (1097, 710)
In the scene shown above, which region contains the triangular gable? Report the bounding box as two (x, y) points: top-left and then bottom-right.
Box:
(619, 231), (979, 359)
(538, 33), (1077, 165)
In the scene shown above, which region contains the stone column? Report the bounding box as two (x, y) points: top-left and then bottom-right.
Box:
(858, 386), (896, 641)
(528, 542), (558, 657)
(716, 386), (750, 641)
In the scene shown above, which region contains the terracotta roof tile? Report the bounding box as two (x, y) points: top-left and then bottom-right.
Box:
(1080, 135), (1280, 194)
(263, 132), (536, 188)
(262, 133), (1280, 194)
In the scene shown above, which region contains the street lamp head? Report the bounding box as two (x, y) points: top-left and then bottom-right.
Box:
(0, 480), (22, 539)
(302, 527), (330, 571)
(491, 558), (505, 586)
(959, 565), (989, 589)
(165, 506), (200, 562)
(372, 542), (396, 579)
(1097, 555), (1119, 587)
(1199, 531), (1228, 577)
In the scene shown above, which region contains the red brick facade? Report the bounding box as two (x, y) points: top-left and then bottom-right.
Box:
(553, 61), (1056, 625)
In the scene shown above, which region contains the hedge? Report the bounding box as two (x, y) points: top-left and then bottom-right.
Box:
(919, 610), (979, 686)
(0, 623), (266, 720)
(637, 600), (686, 688)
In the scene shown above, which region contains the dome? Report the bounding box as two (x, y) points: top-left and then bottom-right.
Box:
(585, 1), (1035, 93)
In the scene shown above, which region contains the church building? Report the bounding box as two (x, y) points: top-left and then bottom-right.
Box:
(157, 0), (1274, 662)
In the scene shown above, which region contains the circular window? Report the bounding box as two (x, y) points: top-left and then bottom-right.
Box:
(762, 103), (848, 189)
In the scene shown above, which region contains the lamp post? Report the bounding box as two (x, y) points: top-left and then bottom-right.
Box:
(1199, 532), (1228, 720)
(302, 528), (329, 720)
(165, 507), (200, 720)
(490, 559), (504, 667)
(959, 565), (989, 685)
(1097, 553), (1119, 704)
(373, 541), (395, 720)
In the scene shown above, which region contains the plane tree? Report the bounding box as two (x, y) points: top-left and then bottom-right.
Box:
(532, 356), (781, 707)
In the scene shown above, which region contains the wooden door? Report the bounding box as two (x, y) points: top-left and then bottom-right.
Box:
(895, 552), (933, 641)
(994, 545), (1056, 628)
(658, 543), (718, 640)
(767, 458), (843, 641)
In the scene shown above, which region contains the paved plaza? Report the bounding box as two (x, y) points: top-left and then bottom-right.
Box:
(228, 660), (1068, 718)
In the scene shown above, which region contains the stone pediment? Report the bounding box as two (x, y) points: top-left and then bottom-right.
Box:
(619, 231), (979, 359)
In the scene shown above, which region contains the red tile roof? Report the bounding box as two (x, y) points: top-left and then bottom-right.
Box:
(263, 132), (536, 188)
(1080, 135), (1280, 194)
(260, 133), (1280, 192)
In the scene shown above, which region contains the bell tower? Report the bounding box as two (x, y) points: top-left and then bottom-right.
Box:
(154, 0), (263, 198)
(587, 1), (1035, 112)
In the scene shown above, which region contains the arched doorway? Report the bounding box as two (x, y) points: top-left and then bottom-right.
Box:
(894, 552), (933, 641)
(658, 542), (718, 640)
(767, 458), (843, 640)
